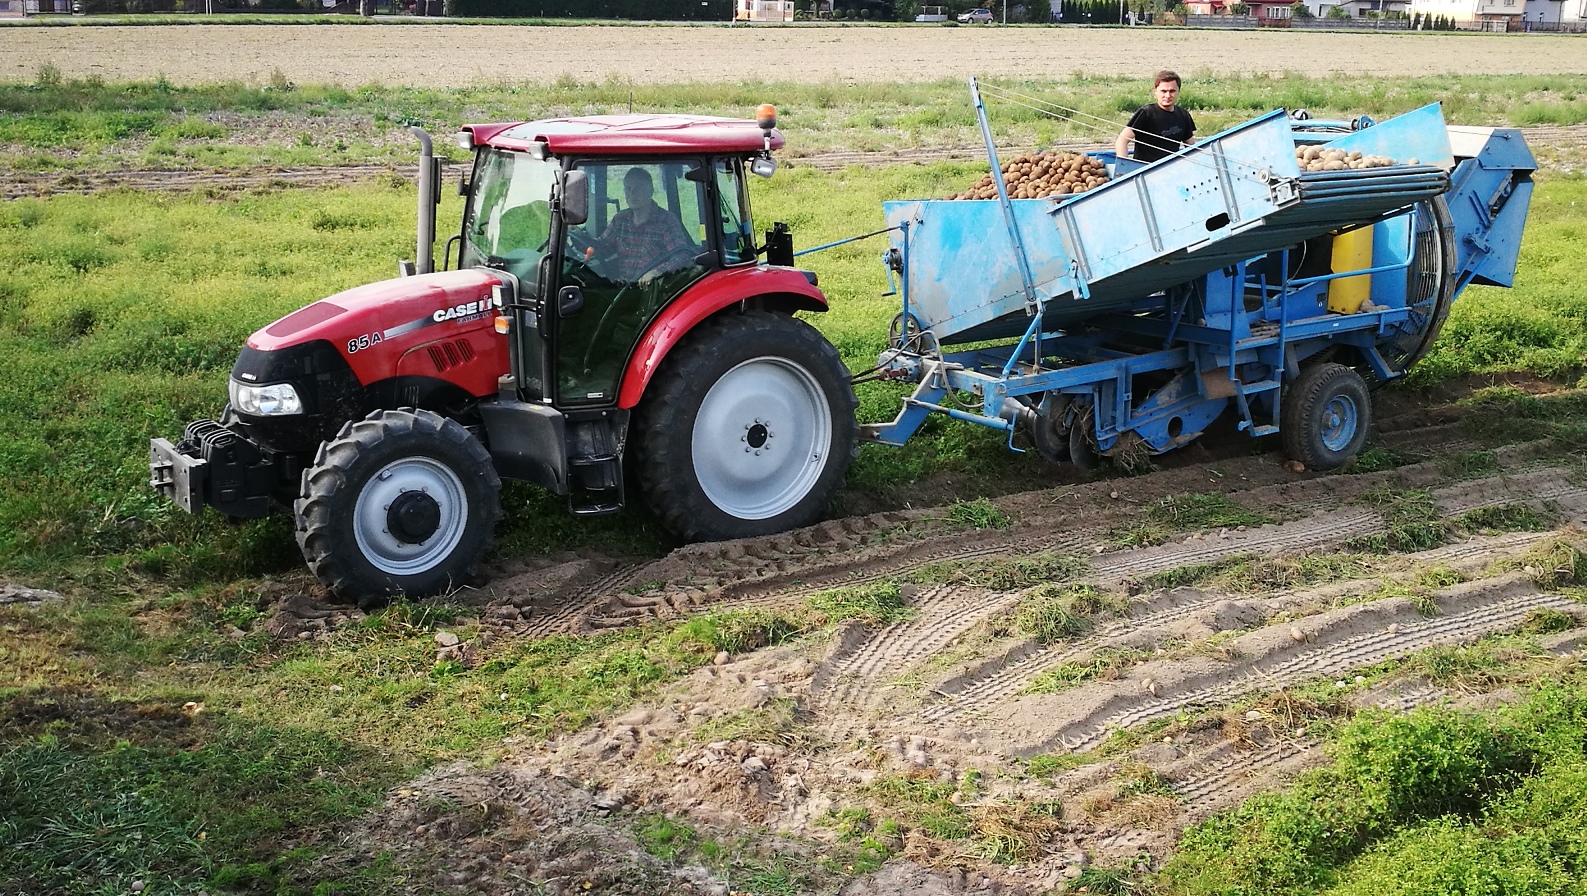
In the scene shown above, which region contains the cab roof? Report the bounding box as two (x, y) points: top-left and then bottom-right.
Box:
(464, 114), (784, 156)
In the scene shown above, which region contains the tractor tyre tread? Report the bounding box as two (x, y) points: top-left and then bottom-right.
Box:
(295, 408), (501, 607)
(633, 311), (858, 543)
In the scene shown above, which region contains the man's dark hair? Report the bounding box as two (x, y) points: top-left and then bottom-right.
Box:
(1153, 70), (1182, 89)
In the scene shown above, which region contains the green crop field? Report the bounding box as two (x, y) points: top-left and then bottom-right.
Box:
(2, 68), (1587, 896)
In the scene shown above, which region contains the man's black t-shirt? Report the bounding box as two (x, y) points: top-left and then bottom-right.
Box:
(1126, 104), (1196, 164)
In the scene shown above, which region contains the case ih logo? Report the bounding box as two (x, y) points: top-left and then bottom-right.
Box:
(433, 299), (491, 323)
(350, 294), (496, 354)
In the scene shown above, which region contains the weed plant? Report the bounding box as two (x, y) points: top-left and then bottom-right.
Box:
(1110, 493), (1275, 547)
(1159, 674), (1587, 896)
(907, 552), (1090, 591)
(999, 582), (1125, 644)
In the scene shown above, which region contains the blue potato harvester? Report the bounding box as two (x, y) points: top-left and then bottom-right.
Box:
(860, 81), (1535, 471)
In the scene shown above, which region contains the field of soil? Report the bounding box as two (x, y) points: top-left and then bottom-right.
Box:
(2, 23), (1585, 86)
(267, 381), (1587, 894)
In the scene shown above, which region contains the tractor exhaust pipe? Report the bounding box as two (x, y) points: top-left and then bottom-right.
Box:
(409, 126), (438, 276)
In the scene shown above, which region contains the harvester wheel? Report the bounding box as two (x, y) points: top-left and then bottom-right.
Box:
(295, 408), (501, 607)
(634, 311), (858, 542)
(1282, 363), (1371, 471)
(1068, 404), (1101, 472)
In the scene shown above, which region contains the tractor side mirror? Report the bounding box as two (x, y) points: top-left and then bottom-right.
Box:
(558, 285), (585, 317)
(561, 170), (589, 226)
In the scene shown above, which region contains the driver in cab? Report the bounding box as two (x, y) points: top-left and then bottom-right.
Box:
(586, 167), (696, 285)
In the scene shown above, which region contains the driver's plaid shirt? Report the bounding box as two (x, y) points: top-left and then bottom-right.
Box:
(598, 206), (696, 282)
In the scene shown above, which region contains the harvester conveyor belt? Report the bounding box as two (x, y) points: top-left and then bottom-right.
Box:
(884, 106), (1456, 345)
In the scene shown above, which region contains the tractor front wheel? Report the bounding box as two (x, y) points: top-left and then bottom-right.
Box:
(1282, 363), (1371, 471)
(296, 409), (501, 606)
(634, 311), (858, 542)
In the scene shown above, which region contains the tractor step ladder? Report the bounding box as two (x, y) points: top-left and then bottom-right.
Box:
(567, 453), (624, 516)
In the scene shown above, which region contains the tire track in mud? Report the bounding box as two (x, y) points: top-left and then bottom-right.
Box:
(1032, 576), (1582, 756)
(814, 585), (1022, 712)
(1434, 467), (1587, 518)
(476, 433), (1508, 639)
(917, 506), (1389, 726)
(916, 489), (1562, 730)
(1147, 624), (1587, 821)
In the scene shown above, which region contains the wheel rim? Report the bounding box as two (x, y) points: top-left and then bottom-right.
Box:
(352, 457), (469, 576)
(1320, 393), (1359, 452)
(691, 356), (833, 521)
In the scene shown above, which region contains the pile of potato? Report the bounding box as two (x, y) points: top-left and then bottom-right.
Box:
(1294, 145), (1406, 172)
(947, 150), (1109, 200)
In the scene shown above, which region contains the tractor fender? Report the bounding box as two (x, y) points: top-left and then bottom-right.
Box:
(616, 266), (827, 409)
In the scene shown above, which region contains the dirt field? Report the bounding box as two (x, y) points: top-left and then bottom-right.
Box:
(257, 380), (1587, 894)
(1, 24), (1584, 86)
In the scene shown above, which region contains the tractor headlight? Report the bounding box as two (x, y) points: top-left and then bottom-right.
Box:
(229, 379), (303, 416)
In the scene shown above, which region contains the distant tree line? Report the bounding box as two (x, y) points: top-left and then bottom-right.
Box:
(449, 0), (731, 17)
(1408, 11), (1460, 29)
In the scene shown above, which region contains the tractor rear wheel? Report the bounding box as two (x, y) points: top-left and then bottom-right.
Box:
(1282, 363), (1371, 471)
(296, 408), (501, 606)
(634, 311), (857, 542)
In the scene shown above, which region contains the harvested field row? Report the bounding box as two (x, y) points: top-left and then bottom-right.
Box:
(2, 25), (1585, 86)
(6, 123), (1584, 201)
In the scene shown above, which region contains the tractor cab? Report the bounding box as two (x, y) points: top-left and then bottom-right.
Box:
(452, 113), (782, 410)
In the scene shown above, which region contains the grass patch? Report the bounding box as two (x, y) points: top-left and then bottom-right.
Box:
(942, 496), (1010, 530)
(630, 814), (823, 896)
(1109, 493), (1274, 548)
(1158, 675), (1587, 896)
(813, 808), (899, 876)
(863, 771), (1058, 865)
(1436, 448), (1500, 480)
(7, 72), (1587, 177)
(1347, 443), (1430, 474)
(805, 581), (912, 627)
(996, 582), (1126, 644)
(1452, 501), (1555, 535)
(1489, 538), (1587, 590)
(1141, 551), (1377, 593)
(1021, 647), (1150, 695)
(1346, 488), (1448, 554)
(906, 552), (1089, 591)
(0, 693), (410, 895)
(1456, 386), (1587, 452)
(694, 697), (811, 749)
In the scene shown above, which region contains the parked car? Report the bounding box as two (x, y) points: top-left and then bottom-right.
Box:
(957, 7), (994, 23)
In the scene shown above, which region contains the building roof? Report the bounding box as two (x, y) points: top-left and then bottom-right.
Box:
(464, 114), (785, 156)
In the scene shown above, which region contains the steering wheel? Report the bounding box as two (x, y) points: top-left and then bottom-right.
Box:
(578, 260), (679, 374)
(563, 227), (596, 258)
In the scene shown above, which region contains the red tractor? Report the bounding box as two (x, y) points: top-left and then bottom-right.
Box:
(150, 108), (858, 604)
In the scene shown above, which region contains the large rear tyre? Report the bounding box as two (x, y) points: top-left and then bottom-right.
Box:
(634, 311), (858, 542)
(1282, 363), (1371, 472)
(296, 409), (501, 605)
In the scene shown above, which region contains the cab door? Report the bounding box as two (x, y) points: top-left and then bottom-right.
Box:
(553, 159), (715, 407)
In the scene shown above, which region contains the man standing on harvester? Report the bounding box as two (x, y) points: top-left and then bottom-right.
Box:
(1115, 70), (1196, 164)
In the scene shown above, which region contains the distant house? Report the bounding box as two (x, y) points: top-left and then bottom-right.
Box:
(1249, 1), (1296, 21)
(1184, 0), (1230, 12)
(0, 0), (25, 16)
(1335, 0), (1410, 14)
(1524, 0), (1584, 25)
(736, 0), (794, 21)
(1407, 0), (1523, 29)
